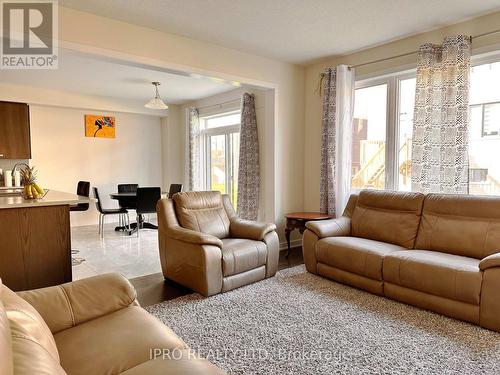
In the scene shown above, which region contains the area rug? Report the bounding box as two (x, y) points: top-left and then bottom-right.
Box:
(146, 265), (500, 374)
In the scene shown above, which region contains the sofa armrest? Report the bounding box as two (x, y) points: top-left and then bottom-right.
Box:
(480, 252), (500, 271)
(305, 216), (351, 239)
(17, 273), (138, 334)
(230, 219), (277, 241)
(166, 225), (223, 247)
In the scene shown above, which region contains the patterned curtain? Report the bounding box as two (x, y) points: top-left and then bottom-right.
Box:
(411, 35), (471, 194)
(188, 107), (202, 191)
(237, 93), (259, 220)
(320, 65), (355, 216)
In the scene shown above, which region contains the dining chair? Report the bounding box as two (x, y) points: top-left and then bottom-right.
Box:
(117, 184), (138, 226)
(93, 187), (129, 238)
(70, 181), (91, 265)
(70, 181), (90, 212)
(136, 187), (161, 237)
(168, 183), (183, 198)
(118, 183), (138, 193)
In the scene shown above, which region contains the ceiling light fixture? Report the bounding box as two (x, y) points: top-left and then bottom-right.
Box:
(145, 81), (168, 109)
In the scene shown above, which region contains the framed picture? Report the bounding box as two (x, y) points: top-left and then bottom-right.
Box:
(85, 115), (115, 138)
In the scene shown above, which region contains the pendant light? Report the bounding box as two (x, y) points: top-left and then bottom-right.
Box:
(145, 82), (168, 109)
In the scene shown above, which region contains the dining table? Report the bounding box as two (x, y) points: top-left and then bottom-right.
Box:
(109, 191), (167, 235)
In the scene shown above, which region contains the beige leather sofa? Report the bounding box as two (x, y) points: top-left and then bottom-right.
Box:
(0, 273), (225, 375)
(303, 189), (500, 332)
(157, 191), (279, 296)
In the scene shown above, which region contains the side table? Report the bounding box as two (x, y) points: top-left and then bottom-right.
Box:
(284, 212), (334, 257)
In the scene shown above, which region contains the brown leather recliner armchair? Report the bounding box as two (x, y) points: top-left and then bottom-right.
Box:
(157, 191), (279, 296)
(0, 274), (225, 375)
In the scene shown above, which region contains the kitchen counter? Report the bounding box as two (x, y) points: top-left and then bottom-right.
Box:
(0, 189), (91, 209)
(0, 189), (92, 291)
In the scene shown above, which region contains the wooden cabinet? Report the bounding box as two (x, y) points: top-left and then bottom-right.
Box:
(0, 101), (31, 159)
(0, 205), (72, 291)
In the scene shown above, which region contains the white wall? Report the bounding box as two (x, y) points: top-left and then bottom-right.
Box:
(29, 105), (163, 226)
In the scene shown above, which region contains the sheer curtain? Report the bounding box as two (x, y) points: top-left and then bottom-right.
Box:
(320, 65), (355, 216)
(237, 93), (259, 220)
(188, 107), (202, 191)
(411, 35), (471, 194)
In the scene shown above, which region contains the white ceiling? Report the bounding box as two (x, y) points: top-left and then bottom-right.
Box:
(59, 0), (500, 64)
(0, 50), (237, 104)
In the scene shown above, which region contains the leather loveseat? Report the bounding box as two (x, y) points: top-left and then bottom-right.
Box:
(303, 189), (500, 332)
(0, 273), (225, 375)
(157, 191), (279, 296)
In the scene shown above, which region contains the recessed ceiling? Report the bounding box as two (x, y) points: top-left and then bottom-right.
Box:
(59, 0), (500, 64)
(0, 49), (237, 104)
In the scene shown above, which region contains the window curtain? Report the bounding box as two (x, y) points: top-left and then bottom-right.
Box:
(188, 107), (202, 191)
(411, 35), (471, 194)
(237, 93), (259, 220)
(320, 65), (355, 216)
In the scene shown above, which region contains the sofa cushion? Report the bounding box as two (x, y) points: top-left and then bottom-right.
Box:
(1, 285), (60, 363)
(416, 194), (500, 259)
(54, 306), (187, 375)
(383, 250), (482, 305)
(221, 238), (267, 277)
(316, 237), (405, 281)
(0, 283), (14, 375)
(1, 283), (64, 374)
(173, 191), (230, 239)
(351, 190), (425, 248)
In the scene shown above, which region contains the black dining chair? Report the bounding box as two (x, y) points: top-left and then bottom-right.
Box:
(70, 181), (90, 212)
(93, 187), (129, 238)
(168, 183), (183, 198)
(117, 184), (138, 227)
(70, 181), (90, 265)
(118, 183), (138, 193)
(135, 187), (161, 237)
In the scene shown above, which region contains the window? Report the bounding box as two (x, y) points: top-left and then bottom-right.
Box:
(200, 111), (240, 207)
(352, 84), (387, 189)
(470, 102), (500, 137)
(352, 73), (415, 191)
(353, 55), (500, 195)
(469, 60), (500, 195)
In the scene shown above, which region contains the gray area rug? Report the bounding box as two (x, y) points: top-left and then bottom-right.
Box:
(146, 265), (500, 374)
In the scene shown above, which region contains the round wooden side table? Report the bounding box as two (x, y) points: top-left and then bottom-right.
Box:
(284, 212), (334, 257)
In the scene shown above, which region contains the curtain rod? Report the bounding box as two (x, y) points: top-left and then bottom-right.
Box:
(195, 98), (241, 111)
(340, 28), (500, 70)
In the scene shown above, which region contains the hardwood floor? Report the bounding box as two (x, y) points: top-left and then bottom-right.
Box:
(130, 246), (304, 307)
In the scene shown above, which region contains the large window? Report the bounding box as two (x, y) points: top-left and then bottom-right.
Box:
(352, 73), (415, 191)
(352, 55), (500, 194)
(200, 111), (240, 206)
(469, 61), (500, 195)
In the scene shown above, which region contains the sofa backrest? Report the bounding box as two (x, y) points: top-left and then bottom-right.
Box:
(416, 194), (500, 259)
(351, 190), (425, 248)
(173, 191), (231, 238)
(0, 279), (66, 374)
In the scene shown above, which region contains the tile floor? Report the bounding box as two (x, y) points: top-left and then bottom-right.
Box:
(71, 220), (162, 280)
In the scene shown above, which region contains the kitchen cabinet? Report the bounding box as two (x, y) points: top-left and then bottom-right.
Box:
(0, 101), (31, 159)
